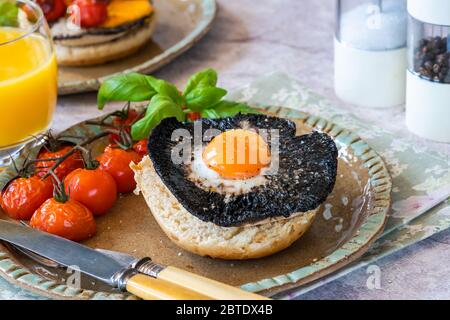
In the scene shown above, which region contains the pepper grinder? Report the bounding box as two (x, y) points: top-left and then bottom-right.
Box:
(406, 0), (450, 143)
(335, 0), (408, 108)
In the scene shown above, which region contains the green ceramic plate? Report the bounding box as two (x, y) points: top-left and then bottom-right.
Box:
(0, 106), (391, 299)
(58, 0), (217, 95)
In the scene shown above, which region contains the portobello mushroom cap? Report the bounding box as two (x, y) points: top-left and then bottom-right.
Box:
(148, 114), (338, 227)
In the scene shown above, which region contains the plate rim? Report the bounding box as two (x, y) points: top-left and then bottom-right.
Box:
(58, 0), (218, 95)
(0, 106), (391, 300)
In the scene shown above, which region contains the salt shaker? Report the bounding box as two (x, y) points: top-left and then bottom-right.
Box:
(335, 0), (408, 108)
(406, 0), (450, 142)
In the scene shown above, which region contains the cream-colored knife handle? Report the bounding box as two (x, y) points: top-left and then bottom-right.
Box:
(126, 274), (210, 300)
(157, 266), (270, 300)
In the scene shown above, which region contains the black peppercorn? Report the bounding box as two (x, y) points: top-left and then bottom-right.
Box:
(433, 64), (441, 74)
(414, 36), (450, 83)
(424, 60), (433, 71)
(436, 54), (447, 66)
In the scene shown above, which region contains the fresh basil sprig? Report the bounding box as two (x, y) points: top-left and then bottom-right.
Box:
(145, 77), (185, 107)
(131, 95), (186, 140)
(97, 68), (259, 140)
(184, 87), (227, 112)
(98, 73), (157, 109)
(0, 1), (18, 27)
(183, 68), (218, 95)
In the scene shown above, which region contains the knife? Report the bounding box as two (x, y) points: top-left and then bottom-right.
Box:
(0, 220), (209, 300)
(0, 220), (268, 300)
(95, 249), (270, 300)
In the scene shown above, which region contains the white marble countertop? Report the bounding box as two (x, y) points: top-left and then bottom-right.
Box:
(1, 0), (449, 300)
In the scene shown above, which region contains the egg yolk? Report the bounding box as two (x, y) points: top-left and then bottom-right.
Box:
(202, 129), (271, 180)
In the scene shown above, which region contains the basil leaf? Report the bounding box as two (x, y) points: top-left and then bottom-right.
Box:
(199, 108), (220, 119)
(131, 95), (185, 140)
(0, 1), (18, 27)
(145, 76), (185, 106)
(183, 68), (218, 95)
(185, 87), (227, 112)
(201, 100), (260, 119)
(98, 73), (157, 109)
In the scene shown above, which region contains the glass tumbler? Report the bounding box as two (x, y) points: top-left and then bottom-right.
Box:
(0, 0), (57, 166)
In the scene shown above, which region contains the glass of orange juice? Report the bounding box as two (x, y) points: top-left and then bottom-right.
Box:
(0, 0), (57, 166)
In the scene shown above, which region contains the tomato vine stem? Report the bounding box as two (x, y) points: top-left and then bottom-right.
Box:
(40, 131), (109, 180)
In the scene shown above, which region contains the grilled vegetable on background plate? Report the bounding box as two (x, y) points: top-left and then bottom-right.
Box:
(36, 0), (156, 66)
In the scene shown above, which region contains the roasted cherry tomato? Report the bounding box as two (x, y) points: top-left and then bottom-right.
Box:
(96, 145), (141, 193)
(69, 0), (108, 28)
(133, 139), (148, 158)
(113, 109), (140, 127)
(109, 109), (141, 143)
(187, 112), (201, 121)
(37, 145), (84, 180)
(36, 0), (67, 22)
(64, 167), (117, 216)
(30, 198), (96, 242)
(0, 176), (54, 220)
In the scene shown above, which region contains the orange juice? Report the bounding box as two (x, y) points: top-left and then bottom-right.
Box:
(0, 27), (57, 147)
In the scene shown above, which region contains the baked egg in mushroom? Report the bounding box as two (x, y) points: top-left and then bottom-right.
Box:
(146, 114), (338, 227)
(132, 113), (339, 259)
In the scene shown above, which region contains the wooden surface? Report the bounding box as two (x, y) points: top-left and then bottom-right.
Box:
(1, 0), (449, 300)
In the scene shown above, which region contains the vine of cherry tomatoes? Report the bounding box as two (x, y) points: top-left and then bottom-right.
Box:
(37, 144), (84, 180)
(0, 108), (147, 242)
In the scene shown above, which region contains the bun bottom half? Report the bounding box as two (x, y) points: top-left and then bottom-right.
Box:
(55, 17), (156, 67)
(132, 156), (318, 260)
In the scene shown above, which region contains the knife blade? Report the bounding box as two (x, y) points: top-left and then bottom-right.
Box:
(0, 220), (123, 284)
(0, 220), (208, 300)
